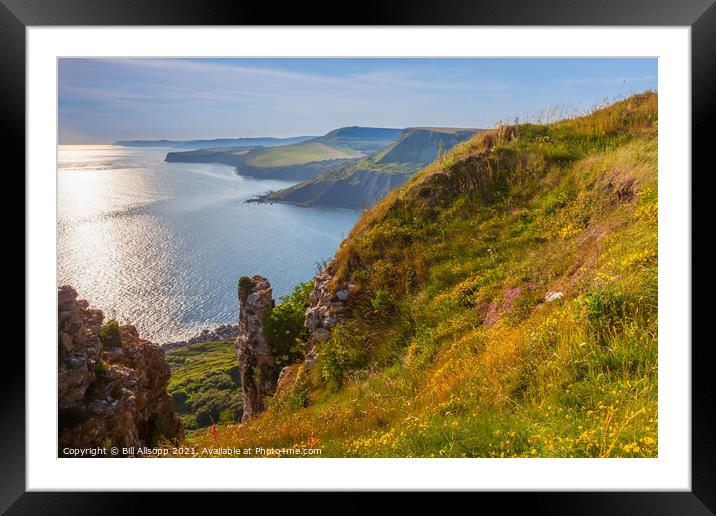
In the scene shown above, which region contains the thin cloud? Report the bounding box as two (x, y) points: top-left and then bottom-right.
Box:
(58, 58), (658, 143)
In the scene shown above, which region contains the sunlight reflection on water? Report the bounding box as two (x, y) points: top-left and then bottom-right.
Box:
(58, 145), (359, 343)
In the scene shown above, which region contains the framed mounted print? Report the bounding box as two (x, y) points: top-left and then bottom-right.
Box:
(8, 0), (711, 510)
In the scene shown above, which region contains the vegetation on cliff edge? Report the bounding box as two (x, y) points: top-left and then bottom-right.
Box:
(184, 92), (658, 457)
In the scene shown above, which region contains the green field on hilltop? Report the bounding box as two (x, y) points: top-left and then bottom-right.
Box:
(244, 142), (363, 168)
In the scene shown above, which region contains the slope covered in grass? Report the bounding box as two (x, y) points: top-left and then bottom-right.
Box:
(188, 93), (658, 457)
(242, 141), (362, 167)
(165, 339), (242, 430)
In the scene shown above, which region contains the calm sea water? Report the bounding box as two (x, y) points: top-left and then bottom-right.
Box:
(58, 145), (360, 343)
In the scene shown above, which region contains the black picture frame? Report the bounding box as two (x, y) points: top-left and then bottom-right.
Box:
(7, 0), (710, 511)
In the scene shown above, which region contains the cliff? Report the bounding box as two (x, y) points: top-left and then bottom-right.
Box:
(190, 93), (659, 458)
(165, 126), (402, 181)
(58, 286), (183, 454)
(267, 127), (481, 209)
(272, 169), (413, 209)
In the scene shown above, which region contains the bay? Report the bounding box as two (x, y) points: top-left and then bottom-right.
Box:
(58, 145), (360, 343)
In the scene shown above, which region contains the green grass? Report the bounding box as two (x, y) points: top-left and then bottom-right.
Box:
(358, 160), (424, 175)
(244, 142), (363, 168)
(165, 339), (242, 430)
(183, 92), (658, 458)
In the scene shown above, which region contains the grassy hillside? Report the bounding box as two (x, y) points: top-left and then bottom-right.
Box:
(243, 141), (363, 167)
(187, 93), (658, 457)
(165, 339), (242, 430)
(241, 126), (401, 167)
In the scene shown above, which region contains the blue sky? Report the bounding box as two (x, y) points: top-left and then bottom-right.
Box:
(58, 58), (657, 144)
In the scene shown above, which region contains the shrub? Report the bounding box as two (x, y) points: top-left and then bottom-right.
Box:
(219, 409), (235, 424)
(190, 387), (243, 427)
(543, 189), (571, 215)
(369, 289), (393, 313)
(238, 276), (253, 290)
(98, 319), (122, 348)
(452, 277), (483, 307)
(508, 210), (534, 237)
(406, 327), (438, 367)
(263, 281), (314, 368)
(583, 285), (630, 343)
(318, 321), (368, 389)
(94, 359), (109, 376)
(288, 366), (311, 409)
(171, 390), (189, 412)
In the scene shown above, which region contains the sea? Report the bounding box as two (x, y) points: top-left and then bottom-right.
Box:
(58, 145), (360, 343)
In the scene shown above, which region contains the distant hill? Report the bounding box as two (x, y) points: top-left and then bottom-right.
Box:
(310, 126), (403, 153)
(115, 135), (316, 150)
(267, 127), (481, 208)
(164, 126), (403, 181)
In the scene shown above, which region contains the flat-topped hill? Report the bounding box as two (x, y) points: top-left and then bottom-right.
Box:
(267, 127), (481, 208)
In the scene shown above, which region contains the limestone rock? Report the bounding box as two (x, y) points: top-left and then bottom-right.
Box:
(545, 291), (564, 302)
(235, 276), (277, 421)
(58, 286), (183, 455)
(303, 260), (350, 368)
(276, 364), (299, 395)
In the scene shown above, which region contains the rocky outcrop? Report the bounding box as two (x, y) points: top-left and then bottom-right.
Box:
(545, 291), (564, 302)
(58, 286), (182, 454)
(303, 261), (354, 368)
(235, 276), (277, 421)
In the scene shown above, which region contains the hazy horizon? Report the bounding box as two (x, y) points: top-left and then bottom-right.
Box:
(59, 58), (657, 144)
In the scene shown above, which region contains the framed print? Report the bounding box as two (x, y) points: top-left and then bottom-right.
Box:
(8, 0), (711, 510)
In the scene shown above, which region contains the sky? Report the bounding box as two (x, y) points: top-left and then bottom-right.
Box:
(58, 58), (657, 144)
